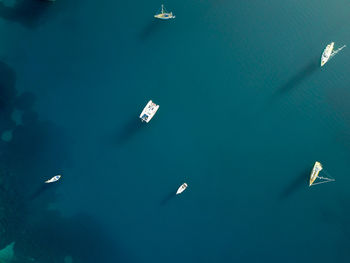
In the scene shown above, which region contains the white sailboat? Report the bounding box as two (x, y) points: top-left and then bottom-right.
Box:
(45, 175), (61, 184)
(154, 4), (175, 20)
(321, 42), (346, 67)
(309, 162), (335, 186)
(176, 183), (188, 195)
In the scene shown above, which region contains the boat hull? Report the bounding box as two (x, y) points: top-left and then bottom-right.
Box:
(176, 183), (188, 195)
(45, 175), (61, 183)
(139, 100), (159, 123)
(154, 13), (175, 19)
(309, 162), (322, 186)
(321, 42), (334, 67)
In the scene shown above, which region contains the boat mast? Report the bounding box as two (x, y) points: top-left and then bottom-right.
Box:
(161, 4), (164, 14)
(310, 175), (335, 186)
(331, 45), (346, 57)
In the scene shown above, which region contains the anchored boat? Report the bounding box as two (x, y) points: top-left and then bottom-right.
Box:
(154, 4), (175, 20)
(321, 42), (334, 67)
(321, 42), (346, 67)
(139, 100), (159, 123)
(45, 175), (61, 184)
(309, 162), (335, 186)
(176, 183), (188, 195)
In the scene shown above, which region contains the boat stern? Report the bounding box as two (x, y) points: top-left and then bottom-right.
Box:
(140, 114), (149, 122)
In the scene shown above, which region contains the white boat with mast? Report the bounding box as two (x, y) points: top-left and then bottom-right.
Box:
(309, 161), (335, 186)
(154, 4), (175, 20)
(139, 100), (159, 123)
(176, 183), (188, 195)
(321, 42), (346, 67)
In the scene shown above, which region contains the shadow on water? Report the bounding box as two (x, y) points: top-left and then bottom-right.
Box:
(114, 117), (146, 145)
(275, 56), (320, 95)
(14, 92), (36, 111)
(0, 61), (17, 126)
(139, 19), (166, 40)
(0, 61), (78, 262)
(0, 61), (16, 102)
(0, 60), (126, 262)
(0, 107), (71, 248)
(29, 182), (59, 201)
(279, 168), (309, 200)
(0, 0), (53, 29)
(0, 0), (74, 28)
(15, 213), (122, 263)
(160, 190), (177, 206)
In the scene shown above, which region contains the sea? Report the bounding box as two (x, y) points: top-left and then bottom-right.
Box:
(0, 0), (350, 262)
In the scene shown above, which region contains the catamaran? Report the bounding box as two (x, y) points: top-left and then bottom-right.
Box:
(309, 162), (335, 186)
(139, 100), (159, 123)
(176, 183), (188, 195)
(45, 175), (61, 184)
(154, 4), (175, 20)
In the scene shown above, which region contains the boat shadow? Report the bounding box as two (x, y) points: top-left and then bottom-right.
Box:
(114, 117), (146, 146)
(160, 190), (177, 206)
(274, 56), (320, 95)
(29, 182), (59, 201)
(279, 168), (310, 200)
(139, 19), (165, 41)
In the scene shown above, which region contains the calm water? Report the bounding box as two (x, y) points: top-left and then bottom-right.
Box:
(1, 0), (350, 262)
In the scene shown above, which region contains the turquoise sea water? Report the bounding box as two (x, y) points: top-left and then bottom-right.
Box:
(1, 0), (350, 262)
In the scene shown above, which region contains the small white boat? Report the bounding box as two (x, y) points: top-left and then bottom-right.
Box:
(176, 183), (188, 195)
(154, 4), (175, 20)
(45, 175), (61, 184)
(321, 42), (334, 67)
(139, 100), (159, 123)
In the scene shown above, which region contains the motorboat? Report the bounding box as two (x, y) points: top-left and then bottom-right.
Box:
(45, 175), (61, 184)
(176, 183), (188, 195)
